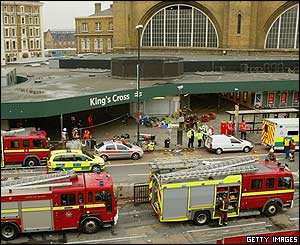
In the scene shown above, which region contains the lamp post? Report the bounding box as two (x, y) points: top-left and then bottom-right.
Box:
(136, 24), (143, 144)
(234, 88), (239, 136)
(177, 85), (184, 145)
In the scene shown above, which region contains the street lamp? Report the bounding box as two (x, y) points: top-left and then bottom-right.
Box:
(177, 85), (184, 145)
(234, 88), (239, 136)
(136, 24), (143, 144)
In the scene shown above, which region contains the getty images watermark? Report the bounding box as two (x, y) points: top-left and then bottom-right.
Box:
(246, 235), (299, 243)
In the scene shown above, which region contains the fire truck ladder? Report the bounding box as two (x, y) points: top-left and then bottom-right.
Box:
(151, 156), (255, 173)
(1, 170), (76, 189)
(158, 164), (259, 183)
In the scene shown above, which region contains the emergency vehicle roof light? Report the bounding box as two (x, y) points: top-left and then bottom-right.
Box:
(66, 148), (72, 152)
(99, 180), (104, 186)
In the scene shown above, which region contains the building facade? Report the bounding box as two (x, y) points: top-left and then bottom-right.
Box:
(75, 3), (113, 54)
(44, 29), (76, 49)
(113, 1), (299, 55)
(1, 1), (44, 64)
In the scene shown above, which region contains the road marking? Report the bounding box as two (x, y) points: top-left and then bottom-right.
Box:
(128, 173), (148, 176)
(186, 221), (267, 233)
(290, 217), (299, 220)
(65, 235), (147, 244)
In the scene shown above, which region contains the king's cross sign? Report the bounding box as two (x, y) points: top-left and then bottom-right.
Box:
(134, 91), (143, 97)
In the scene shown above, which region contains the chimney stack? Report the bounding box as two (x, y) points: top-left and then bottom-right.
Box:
(95, 3), (101, 15)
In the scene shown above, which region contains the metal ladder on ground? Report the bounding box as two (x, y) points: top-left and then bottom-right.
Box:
(151, 156), (255, 173)
(158, 164), (259, 183)
(1, 170), (76, 189)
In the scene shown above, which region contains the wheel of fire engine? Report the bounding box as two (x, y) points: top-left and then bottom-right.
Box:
(193, 211), (211, 226)
(1, 223), (19, 240)
(25, 157), (39, 167)
(131, 153), (140, 160)
(91, 165), (101, 172)
(82, 219), (100, 234)
(263, 202), (280, 217)
(243, 146), (251, 153)
(100, 155), (108, 162)
(216, 148), (223, 155)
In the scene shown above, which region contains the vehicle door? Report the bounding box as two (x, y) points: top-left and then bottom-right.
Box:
(116, 144), (130, 158)
(52, 155), (74, 171)
(230, 137), (243, 151)
(4, 138), (22, 163)
(23, 139), (31, 159)
(53, 192), (85, 230)
(74, 154), (89, 171)
(105, 144), (117, 159)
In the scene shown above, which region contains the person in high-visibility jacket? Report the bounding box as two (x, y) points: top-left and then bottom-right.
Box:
(187, 128), (195, 148)
(283, 136), (290, 159)
(195, 130), (203, 148)
(239, 120), (247, 139)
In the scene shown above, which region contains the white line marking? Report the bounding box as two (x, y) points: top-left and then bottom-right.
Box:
(65, 235), (147, 244)
(186, 221), (266, 233)
(290, 217), (299, 220)
(128, 173), (148, 176)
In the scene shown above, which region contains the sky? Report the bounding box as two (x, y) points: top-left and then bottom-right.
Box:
(41, 1), (112, 31)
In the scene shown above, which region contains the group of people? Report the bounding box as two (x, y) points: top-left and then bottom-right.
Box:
(186, 123), (214, 149)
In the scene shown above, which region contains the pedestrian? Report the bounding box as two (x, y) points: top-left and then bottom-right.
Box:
(77, 120), (83, 137)
(289, 139), (296, 162)
(61, 128), (68, 149)
(195, 130), (203, 148)
(239, 120), (247, 140)
(268, 147), (276, 161)
(187, 128), (195, 148)
(217, 193), (229, 226)
(283, 136), (290, 159)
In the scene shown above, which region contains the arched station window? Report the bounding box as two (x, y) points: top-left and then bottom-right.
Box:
(142, 4), (218, 48)
(265, 4), (299, 49)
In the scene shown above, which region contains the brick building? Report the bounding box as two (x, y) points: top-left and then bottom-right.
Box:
(112, 1), (298, 56)
(44, 29), (76, 49)
(1, 1), (44, 65)
(75, 3), (113, 54)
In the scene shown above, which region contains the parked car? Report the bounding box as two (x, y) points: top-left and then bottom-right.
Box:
(47, 149), (106, 172)
(204, 135), (254, 155)
(94, 141), (144, 161)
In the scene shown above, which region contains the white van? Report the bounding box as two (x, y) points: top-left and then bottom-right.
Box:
(204, 135), (254, 155)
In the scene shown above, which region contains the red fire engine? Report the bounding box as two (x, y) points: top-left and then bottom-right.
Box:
(1, 130), (50, 167)
(149, 156), (295, 224)
(1, 170), (118, 240)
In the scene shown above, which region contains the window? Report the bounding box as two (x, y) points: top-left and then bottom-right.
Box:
(78, 193), (84, 204)
(88, 192), (93, 202)
(30, 28), (33, 36)
(82, 150), (95, 159)
(33, 139), (43, 148)
(266, 178), (274, 188)
(230, 138), (241, 144)
(94, 38), (103, 51)
(36, 40), (40, 49)
(4, 16), (8, 24)
(81, 38), (89, 49)
(10, 140), (19, 148)
(95, 191), (105, 202)
(95, 22), (101, 31)
(34, 17), (39, 25)
(12, 41), (16, 50)
(30, 40), (34, 49)
(21, 17), (25, 24)
(243, 92), (248, 102)
(278, 177), (292, 189)
(11, 16), (15, 24)
(251, 179), (262, 189)
(4, 6), (7, 12)
(265, 4), (299, 49)
(61, 193), (76, 206)
(106, 145), (116, 150)
(82, 23), (88, 32)
(75, 155), (86, 161)
(10, 6), (14, 12)
(293, 91), (299, 103)
(237, 14), (242, 34)
(22, 40), (26, 49)
(95, 190), (112, 211)
(142, 4), (218, 48)
(287, 131), (298, 136)
(12, 28), (16, 37)
(23, 140), (30, 147)
(53, 155), (63, 161)
(117, 145), (128, 150)
(4, 28), (9, 37)
(22, 28), (26, 35)
(35, 28), (39, 36)
(20, 6), (24, 13)
(108, 22), (113, 30)
(5, 41), (10, 50)
(264, 124), (268, 133)
(29, 17), (33, 24)
(108, 38), (113, 50)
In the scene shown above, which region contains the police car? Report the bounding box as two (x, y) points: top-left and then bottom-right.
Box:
(48, 149), (106, 172)
(94, 141), (144, 161)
